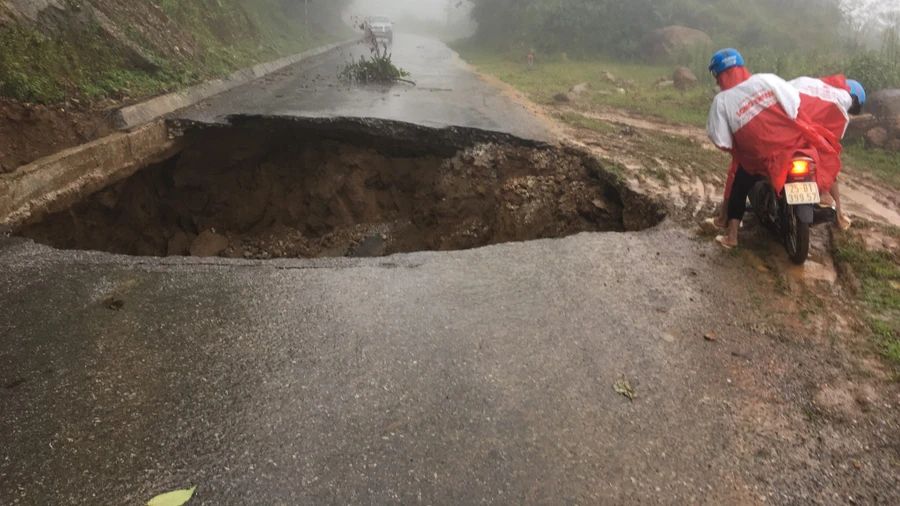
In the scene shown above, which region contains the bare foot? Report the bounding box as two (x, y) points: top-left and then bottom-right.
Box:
(715, 235), (738, 249)
(837, 215), (852, 231)
(713, 215), (728, 228)
(700, 217), (725, 233)
(819, 192), (835, 207)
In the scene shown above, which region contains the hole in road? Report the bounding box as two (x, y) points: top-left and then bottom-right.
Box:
(17, 119), (664, 258)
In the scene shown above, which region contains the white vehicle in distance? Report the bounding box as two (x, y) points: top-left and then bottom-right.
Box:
(364, 15), (394, 42)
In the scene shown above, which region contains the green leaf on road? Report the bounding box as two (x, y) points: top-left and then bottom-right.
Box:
(147, 487), (196, 506)
(614, 376), (635, 401)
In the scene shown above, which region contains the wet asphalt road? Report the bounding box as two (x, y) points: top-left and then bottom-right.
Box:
(11, 34), (885, 506)
(174, 34), (554, 142)
(0, 229), (758, 505)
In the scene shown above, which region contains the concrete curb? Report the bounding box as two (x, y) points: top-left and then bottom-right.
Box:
(113, 38), (359, 129)
(0, 121), (178, 229)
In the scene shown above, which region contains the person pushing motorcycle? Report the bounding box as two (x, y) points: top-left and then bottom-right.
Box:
(788, 75), (867, 231)
(705, 49), (843, 248)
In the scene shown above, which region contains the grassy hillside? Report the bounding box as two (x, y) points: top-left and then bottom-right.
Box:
(0, 0), (353, 104)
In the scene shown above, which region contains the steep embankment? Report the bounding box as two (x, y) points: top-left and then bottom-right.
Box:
(0, 0), (351, 171)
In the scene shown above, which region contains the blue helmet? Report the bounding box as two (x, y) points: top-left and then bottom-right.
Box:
(709, 48), (744, 77)
(847, 79), (866, 105)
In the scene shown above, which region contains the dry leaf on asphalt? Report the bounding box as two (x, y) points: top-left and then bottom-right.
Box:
(147, 487), (196, 506)
(613, 376), (635, 401)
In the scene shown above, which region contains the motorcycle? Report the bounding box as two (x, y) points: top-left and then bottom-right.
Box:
(747, 153), (836, 264)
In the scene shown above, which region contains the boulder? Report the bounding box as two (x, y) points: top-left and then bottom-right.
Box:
(866, 127), (889, 149)
(190, 230), (229, 257)
(555, 82), (592, 103)
(845, 114), (879, 140)
(569, 82), (592, 94)
(886, 139), (900, 152)
(641, 26), (713, 63)
(167, 231), (195, 256)
(673, 67), (698, 90)
(864, 89), (900, 133)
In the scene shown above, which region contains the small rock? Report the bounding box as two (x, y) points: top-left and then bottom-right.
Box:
(616, 88), (626, 95)
(569, 82), (592, 94)
(662, 333), (676, 343)
(190, 230), (229, 257)
(703, 332), (717, 341)
(602, 70), (616, 82)
(553, 92), (572, 103)
(886, 138), (900, 152)
(866, 127), (889, 149)
(656, 80), (675, 90)
(673, 66), (698, 90)
(350, 235), (386, 258)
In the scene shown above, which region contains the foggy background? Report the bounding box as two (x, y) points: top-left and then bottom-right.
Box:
(346, 0), (476, 38)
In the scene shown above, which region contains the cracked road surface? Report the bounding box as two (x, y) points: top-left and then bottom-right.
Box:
(175, 34), (554, 142)
(0, 230), (771, 505)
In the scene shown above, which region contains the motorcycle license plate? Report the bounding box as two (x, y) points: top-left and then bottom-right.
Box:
(784, 182), (819, 205)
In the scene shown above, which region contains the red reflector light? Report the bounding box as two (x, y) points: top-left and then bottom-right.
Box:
(790, 160), (810, 176)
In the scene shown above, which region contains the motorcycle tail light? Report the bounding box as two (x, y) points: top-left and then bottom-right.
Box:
(790, 159), (811, 177)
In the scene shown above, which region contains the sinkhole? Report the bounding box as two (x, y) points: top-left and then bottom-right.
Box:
(17, 117), (664, 258)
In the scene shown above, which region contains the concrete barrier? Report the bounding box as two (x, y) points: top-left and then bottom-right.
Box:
(113, 38), (359, 129)
(0, 121), (179, 229)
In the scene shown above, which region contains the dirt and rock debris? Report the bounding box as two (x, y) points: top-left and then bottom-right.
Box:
(0, 98), (116, 172)
(18, 121), (662, 258)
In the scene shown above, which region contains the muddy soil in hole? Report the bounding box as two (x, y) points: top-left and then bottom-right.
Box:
(19, 124), (661, 258)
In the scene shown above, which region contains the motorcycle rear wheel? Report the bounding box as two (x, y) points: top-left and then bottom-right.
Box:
(784, 210), (810, 264)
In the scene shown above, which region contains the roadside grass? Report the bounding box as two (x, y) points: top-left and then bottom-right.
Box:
(842, 138), (900, 191)
(833, 233), (900, 366)
(456, 48), (712, 127)
(0, 1), (349, 104)
(594, 87), (711, 127)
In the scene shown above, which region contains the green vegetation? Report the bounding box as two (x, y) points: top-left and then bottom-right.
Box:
(463, 0), (900, 97)
(458, 48), (712, 126)
(340, 40), (411, 84)
(467, 0), (843, 58)
(0, 0), (351, 103)
(843, 139), (900, 190)
(0, 23), (139, 103)
(833, 237), (900, 365)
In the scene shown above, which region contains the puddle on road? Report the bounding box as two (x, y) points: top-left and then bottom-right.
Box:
(17, 119), (663, 258)
(841, 185), (900, 228)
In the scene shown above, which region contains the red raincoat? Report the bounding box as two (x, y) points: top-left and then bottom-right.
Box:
(708, 67), (843, 198)
(790, 75), (854, 191)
